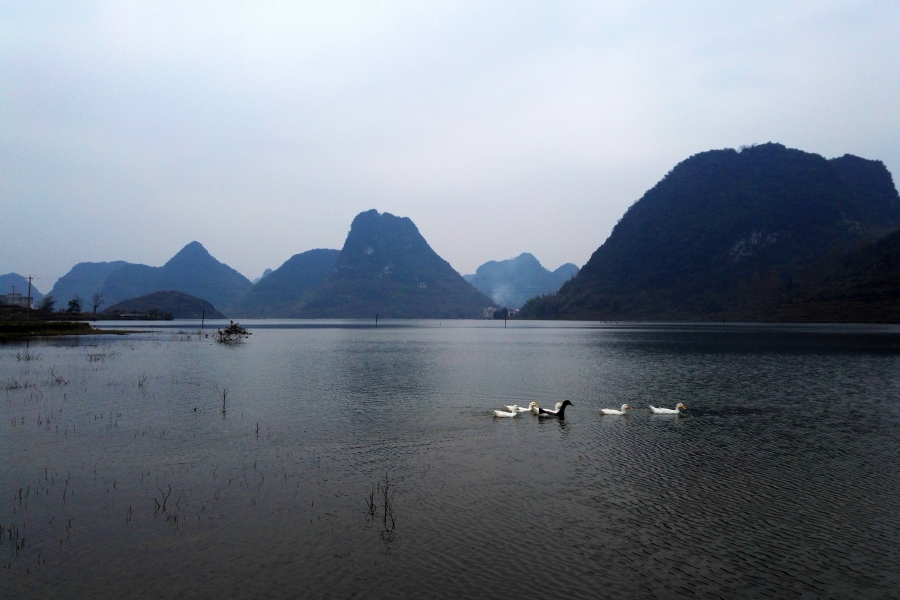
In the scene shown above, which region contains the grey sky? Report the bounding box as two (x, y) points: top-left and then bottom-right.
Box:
(3, 1), (899, 288)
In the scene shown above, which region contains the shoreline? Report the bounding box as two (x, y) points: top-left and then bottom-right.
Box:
(0, 321), (147, 339)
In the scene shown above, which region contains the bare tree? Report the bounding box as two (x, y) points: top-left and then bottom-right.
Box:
(91, 292), (104, 314)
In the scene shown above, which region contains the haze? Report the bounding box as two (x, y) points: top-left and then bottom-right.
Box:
(2, 1), (898, 287)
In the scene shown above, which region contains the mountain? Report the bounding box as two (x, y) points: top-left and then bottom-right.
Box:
(521, 143), (900, 320)
(230, 249), (340, 317)
(103, 291), (225, 319)
(467, 253), (578, 309)
(294, 210), (495, 318)
(556, 263), (580, 281)
(49, 261), (132, 305)
(0, 273), (43, 302)
(100, 242), (252, 313)
(251, 269), (274, 285)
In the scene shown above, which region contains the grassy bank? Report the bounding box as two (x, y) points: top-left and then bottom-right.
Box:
(0, 321), (130, 338)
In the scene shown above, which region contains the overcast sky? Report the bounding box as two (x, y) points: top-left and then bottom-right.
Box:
(2, 1), (899, 290)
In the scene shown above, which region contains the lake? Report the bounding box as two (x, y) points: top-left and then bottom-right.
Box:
(2, 320), (900, 599)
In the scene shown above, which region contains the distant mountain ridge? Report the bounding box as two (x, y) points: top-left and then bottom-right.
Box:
(466, 253), (578, 309)
(251, 269), (273, 285)
(521, 143), (900, 320)
(44, 217), (493, 319)
(294, 210), (494, 318)
(100, 242), (252, 313)
(49, 261), (132, 305)
(231, 249), (340, 317)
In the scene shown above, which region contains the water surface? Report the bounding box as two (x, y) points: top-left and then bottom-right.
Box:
(2, 320), (899, 599)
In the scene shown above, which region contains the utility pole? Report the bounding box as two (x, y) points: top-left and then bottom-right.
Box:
(26, 276), (33, 321)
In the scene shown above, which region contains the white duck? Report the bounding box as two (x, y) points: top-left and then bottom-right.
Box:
(505, 402), (538, 414)
(493, 405), (518, 418)
(600, 404), (632, 415)
(649, 403), (686, 414)
(530, 401), (558, 415)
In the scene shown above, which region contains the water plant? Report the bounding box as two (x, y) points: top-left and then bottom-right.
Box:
(366, 487), (376, 517)
(15, 349), (41, 361)
(365, 472), (396, 532)
(154, 485), (172, 514)
(214, 321), (251, 344)
(48, 369), (68, 386)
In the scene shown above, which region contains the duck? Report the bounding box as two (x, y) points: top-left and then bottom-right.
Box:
(493, 406), (518, 418)
(532, 401), (561, 414)
(649, 403), (686, 414)
(600, 404), (632, 415)
(505, 402), (538, 413)
(538, 400), (573, 418)
(530, 401), (557, 415)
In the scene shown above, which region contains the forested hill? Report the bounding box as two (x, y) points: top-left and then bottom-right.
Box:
(295, 210), (494, 318)
(770, 228), (900, 323)
(521, 143), (900, 320)
(103, 291), (225, 319)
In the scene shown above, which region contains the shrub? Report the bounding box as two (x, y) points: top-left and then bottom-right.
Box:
(214, 320), (251, 344)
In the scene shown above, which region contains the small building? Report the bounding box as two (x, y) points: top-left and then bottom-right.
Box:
(0, 292), (32, 308)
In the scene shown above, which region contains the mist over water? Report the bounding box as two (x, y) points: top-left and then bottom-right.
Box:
(2, 321), (899, 599)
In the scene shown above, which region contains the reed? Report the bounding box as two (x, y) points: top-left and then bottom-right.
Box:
(154, 485), (172, 514)
(366, 472), (396, 532)
(15, 349), (41, 361)
(366, 486), (376, 516)
(48, 369), (68, 385)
